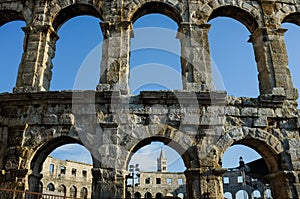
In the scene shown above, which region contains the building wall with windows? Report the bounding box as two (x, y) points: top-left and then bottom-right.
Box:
(128, 171), (186, 198)
(41, 156), (92, 199)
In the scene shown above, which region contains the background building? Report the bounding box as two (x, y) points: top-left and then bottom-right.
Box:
(41, 156), (92, 199)
(127, 150), (186, 199)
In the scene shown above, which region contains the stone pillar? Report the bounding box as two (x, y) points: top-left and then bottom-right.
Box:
(266, 170), (299, 198)
(97, 20), (132, 95)
(27, 172), (43, 198)
(249, 27), (297, 99)
(14, 24), (58, 92)
(178, 23), (214, 92)
(185, 168), (201, 199)
(91, 168), (127, 199)
(0, 126), (8, 170)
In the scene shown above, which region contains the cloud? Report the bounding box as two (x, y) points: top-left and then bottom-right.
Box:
(50, 144), (93, 164)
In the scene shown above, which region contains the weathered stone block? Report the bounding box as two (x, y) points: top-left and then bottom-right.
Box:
(241, 107), (258, 116)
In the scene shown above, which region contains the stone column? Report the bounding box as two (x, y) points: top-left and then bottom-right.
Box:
(91, 168), (127, 198)
(178, 22), (214, 92)
(185, 168), (202, 199)
(249, 27), (297, 99)
(14, 24), (58, 93)
(266, 170), (299, 198)
(97, 20), (132, 95)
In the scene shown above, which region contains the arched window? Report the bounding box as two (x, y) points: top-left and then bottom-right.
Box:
(209, 14), (258, 97)
(252, 190), (262, 198)
(224, 192), (233, 199)
(47, 183), (55, 192)
(0, 20), (25, 92)
(130, 14), (182, 94)
(236, 190), (249, 199)
(155, 192), (163, 199)
(145, 192), (152, 199)
(80, 187), (88, 199)
(58, 184), (66, 195)
(70, 185), (77, 198)
(134, 192), (141, 199)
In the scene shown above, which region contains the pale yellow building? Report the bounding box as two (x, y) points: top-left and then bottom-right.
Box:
(41, 156), (92, 198)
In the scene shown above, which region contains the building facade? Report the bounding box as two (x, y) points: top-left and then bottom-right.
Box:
(127, 150), (186, 199)
(41, 156), (92, 199)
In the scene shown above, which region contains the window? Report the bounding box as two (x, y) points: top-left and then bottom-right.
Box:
(60, 166), (66, 175)
(71, 168), (77, 176)
(145, 177), (150, 184)
(223, 177), (229, 184)
(167, 178), (172, 184)
(163, 167), (167, 171)
(237, 176), (243, 183)
(49, 164), (54, 173)
(156, 178), (161, 184)
(178, 178), (183, 185)
(82, 170), (87, 178)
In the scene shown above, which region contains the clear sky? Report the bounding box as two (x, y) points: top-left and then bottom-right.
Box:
(0, 13), (299, 174)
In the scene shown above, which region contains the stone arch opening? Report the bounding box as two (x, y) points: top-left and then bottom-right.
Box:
(224, 192), (232, 199)
(52, 4), (103, 31)
(129, 14), (182, 94)
(217, 130), (284, 198)
(130, 2), (182, 25)
(0, 10), (25, 26)
(125, 137), (190, 198)
(80, 187), (88, 199)
(208, 16), (258, 97)
(0, 18), (26, 92)
(51, 14), (102, 91)
(28, 136), (93, 196)
(127, 136), (192, 170)
(208, 6), (258, 33)
(47, 183), (55, 192)
(281, 16), (300, 107)
(70, 185), (77, 198)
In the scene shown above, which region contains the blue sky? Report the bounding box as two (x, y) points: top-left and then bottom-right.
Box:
(0, 14), (299, 171)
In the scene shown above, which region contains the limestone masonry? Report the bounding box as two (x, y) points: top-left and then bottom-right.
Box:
(0, 0), (300, 198)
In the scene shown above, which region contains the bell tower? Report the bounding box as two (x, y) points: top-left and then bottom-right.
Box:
(157, 148), (167, 172)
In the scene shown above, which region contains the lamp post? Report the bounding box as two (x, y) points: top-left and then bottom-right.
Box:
(129, 164), (140, 199)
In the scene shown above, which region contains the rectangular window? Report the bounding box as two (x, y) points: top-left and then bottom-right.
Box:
(60, 166), (66, 175)
(237, 176), (243, 183)
(145, 177), (150, 184)
(223, 177), (229, 184)
(178, 178), (183, 185)
(167, 178), (172, 184)
(82, 170), (87, 178)
(156, 178), (161, 184)
(49, 164), (54, 173)
(71, 168), (77, 176)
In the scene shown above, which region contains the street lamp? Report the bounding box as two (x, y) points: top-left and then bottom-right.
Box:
(129, 164), (140, 199)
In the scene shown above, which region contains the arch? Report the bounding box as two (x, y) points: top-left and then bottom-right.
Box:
(0, 19), (26, 92)
(30, 136), (83, 174)
(58, 184), (66, 195)
(252, 190), (262, 198)
(125, 129), (195, 170)
(52, 3), (103, 31)
(47, 183), (55, 192)
(70, 185), (77, 198)
(0, 10), (25, 26)
(80, 187), (88, 199)
(215, 128), (283, 173)
(224, 192), (233, 199)
(135, 192), (142, 199)
(236, 190), (249, 199)
(282, 12), (300, 26)
(130, 1), (182, 25)
(155, 192), (163, 199)
(208, 6), (259, 33)
(145, 192), (152, 198)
